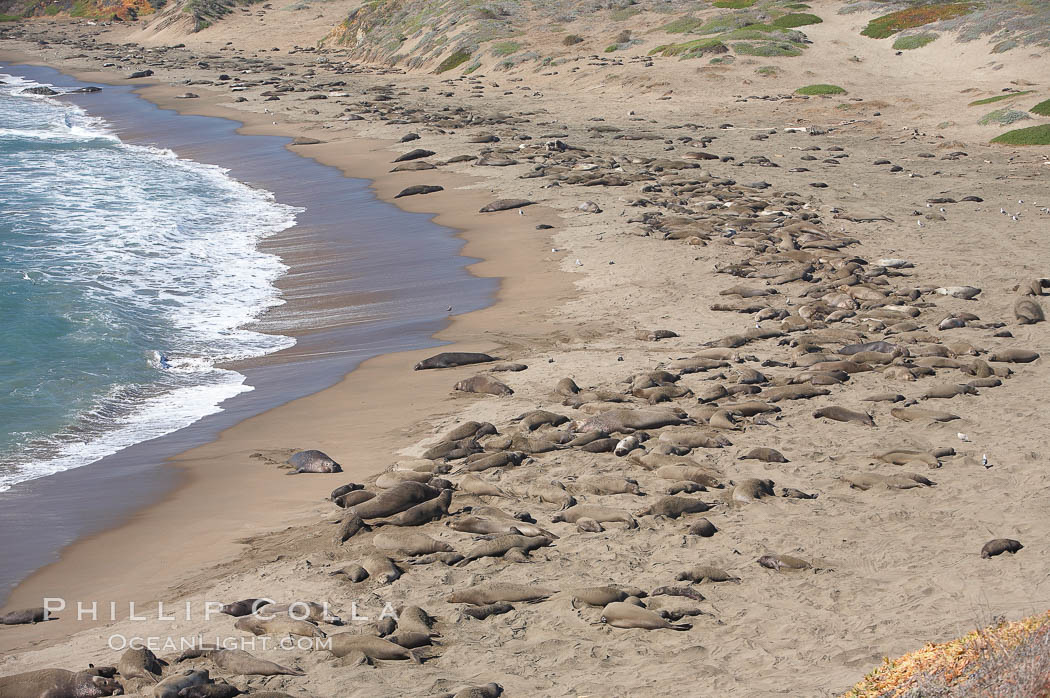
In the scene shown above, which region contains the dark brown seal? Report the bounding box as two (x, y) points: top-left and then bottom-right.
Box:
(981, 538), (1023, 559)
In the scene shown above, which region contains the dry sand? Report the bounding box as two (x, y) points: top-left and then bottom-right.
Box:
(1, 3), (1049, 696)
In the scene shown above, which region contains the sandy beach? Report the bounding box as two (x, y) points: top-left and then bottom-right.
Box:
(1, 2), (1049, 695)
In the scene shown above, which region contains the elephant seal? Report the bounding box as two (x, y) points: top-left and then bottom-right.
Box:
(396, 606), (436, 635)
(155, 669), (210, 698)
(332, 563), (369, 582)
(330, 482), (363, 500)
(220, 599), (271, 617)
(739, 447), (787, 463)
(889, 407), (959, 423)
(552, 504), (637, 528)
(336, 512), (370, 544)
(328, 634), (421, 662)
(461, 602), (514, 620)
(447, 583), (553, 605)
(372, 489), (453, 527)
(207, 649), (304, 676)
(456, 534), (554, 565)
(731, 478), (775, 504)
(360, 554), (402, 584)
(0, 607), (52, 624)
(757, 554), (812, 571)
(574, 408), (693, 434)
(635, 496), (712, 518)
(981, 538), (1023, 559)
(414, 352), (497, 370)
(454, 375), (514, 397)
(387, 632), (434, 649)
(812, 406), (874, 426)
(457, 474), (506, 497)
(687, 518), (718, 537)
(286, 450), (341, 474)
(570, 586), (629, 608)
(0, 669), (123, 697)
(177, 682), (242, 698)
(234, 615), (325, 638)
(351, 481), (439, 519)
(845, 472), (935, 490)
(600, 602), (690, 631)
(782, 487), (817, 499)
(1014, 298), (1044, 324)
(118, 646), (165, 682)
(334, 490), (376, 508)
(436, 683), (503, 698)
(256, 602), (339, 624)
(989, 349), (1039, 363)
(513, 410), (570, 431)
(676, 565), (739, 583)
(373, 529), (454, 556)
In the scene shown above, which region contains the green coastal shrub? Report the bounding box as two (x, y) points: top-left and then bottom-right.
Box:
(773, 12), (821, 28)
(991, 124), (1050, 145)
(1031, 99), (1050, 116)
(795, 83), (846, 95)
(0, 12), (22, 20)
(968, 90), (1034, 106)
(649, 37), (727, 58)
(733, 41), (803, 56)
(861, 3), (973, 39)
(660, 16), (703, 33)
(892, 33), (937, 50)
(713, 0), (755, 7)
(435, 50), (471, 73)
(978, 108), (1031, 126)
(492, 41), (521, 56)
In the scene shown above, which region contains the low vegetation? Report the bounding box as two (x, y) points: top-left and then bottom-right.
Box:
(795, 83), (846, 95)
(977, 107), (1032, 126)
(1031, 98), (1050, 116)
(991, 123), (1050, 145)
(844, 611), (1050, 697)
(892, 33), (937, 50)
(649, 37), (727, 58)
(861, 3), (974, 39)
(434, 49), (471, 73)
(712, 0), (755, 7)
(0, 11), (20, 18)
(772, 12), (821, 28)
(968, 90), (1034, 106)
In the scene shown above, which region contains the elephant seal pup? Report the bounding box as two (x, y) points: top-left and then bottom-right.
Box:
(1014, 298), (1044, 324)
(635, 496), (712, 518)
(371, 489), (453, 527)
(178, 682), (242, 698)
(436, 683), (503, 698)
(570, 586), (629, 608)
(739, 447), (787, 463)
(812, 406), (874, 426)
(286, 449), (342, 474)
(0, 669), (123, 697)
(415, 352), (497, 370)
(119, 646), (165, 682)
(731, 478), (775, 505)
(234, 615), (325, 638)
(600, 602), (690, 631)
(462, 602), (514, 620)
(257, 602), (339, 624)
(757, 554), (812, 571)
(447, 583), (554, 605)
(782, 487), (817, 499)
(687, 518), (719, 537)
(220, 599), (271, 617)
(454, 375), (514, 397)
(676, 565), (739, 583)
(208, 649), (304, 676)
(513, 410), (570, 431)
(0, 607), (52, 624)
(330, 482), (363, 500)
(156, 669), (210, 698)
(336, 512), (370, 544)
(552, 504), (637, 528)
(456, 534), (554, 566)
(334, 490), (376, 508)
(351, 481), (439, 520)
(328, 634), (421, 662)
(574, 408), (693, 434)
(981, 538), (1023, 559)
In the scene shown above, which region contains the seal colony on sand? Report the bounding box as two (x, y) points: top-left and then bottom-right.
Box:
(1, 7), (1050, 697)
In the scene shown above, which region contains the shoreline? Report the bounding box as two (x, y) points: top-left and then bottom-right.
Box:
(0, 49), (571, 644)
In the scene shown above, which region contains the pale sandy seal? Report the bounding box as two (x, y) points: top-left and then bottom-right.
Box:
(813, 406), (874, 426)
(454, 374), (514, 396)
(457, 474), (506, 497)
(387, 631), (434, 649)
(981, 538), (1023, 559)
(372, 489), (452, 527)
(687, 518), (719, 537)
(570, 586), (629, 608)
(334, 490), (376, 508)
(155, 669), (210, 698)
(446, 583), (553, 605)
(572, 476), (643, 496)
(845, 472), (935, 490)
(177, 681), (242, 698)
(234, 614), (325, 638)
(890, 406), (959, 423)
(373, 529), (454, 556)
(635, 496), (712, 518)
(360, 554), (402, 584)
(731, 478), (775, 504)
(436, 682), (503, 698)
(989, 348), (1039, 363)
(456, 534), (554, 565)
(351, 481), (439, 519)
(600, 602), (690, 631)
(552, 504), (637, 528)
(574, 407), (693, 433)
(210, 649), (304, 676)
(118, 646), (165, 682)
(286, 449), (342, 474)
(328, 634), (421, 662)
(256, 602), (339, 624)
(513, 410), (569, 431)
(676, 565), (739, 583)
(336, 512), (369, 544)
(757, 554), (812, 571)
(448, 515), (553, 538)
(0, 607), (52, 624)
(0, 669), (123, 697)
(461, 602), (514, 620)
(396, 606), (436, 635)
(1014, 297), (1044, 324)
(739, 447), (787, 463)
(220, 599), (271, 617)
(414, 352), (497, 370)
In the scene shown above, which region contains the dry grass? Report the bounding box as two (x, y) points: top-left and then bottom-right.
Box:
(844, 610), (1050, 697)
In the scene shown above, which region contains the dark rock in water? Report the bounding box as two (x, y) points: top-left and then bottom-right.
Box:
(287, 449), (342, 474)
(21, 86), (59, 96)
(291, 137), (323, 145)
(393, 148), (435, 162)
(479, 198), (535, 213)
(395, 185), (443, 198)
(128, 69), (154, 79)
(70, 86), (102, 94)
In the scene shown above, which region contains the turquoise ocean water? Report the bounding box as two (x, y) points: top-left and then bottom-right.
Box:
(0, 70), (300, 492)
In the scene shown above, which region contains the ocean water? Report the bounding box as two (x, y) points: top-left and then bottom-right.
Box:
(0, 71), (300, 492)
